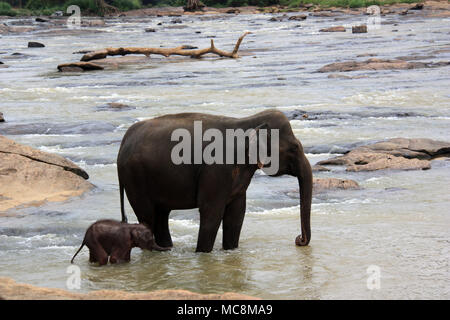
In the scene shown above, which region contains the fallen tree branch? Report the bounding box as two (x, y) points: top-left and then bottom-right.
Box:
(80, 32), (251, 62)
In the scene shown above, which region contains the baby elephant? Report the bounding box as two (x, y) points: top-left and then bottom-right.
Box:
(71, 219), (170, 265)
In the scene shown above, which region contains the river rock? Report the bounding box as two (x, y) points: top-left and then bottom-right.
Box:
(318, 58), (450, 72)
(81, 19), (105, 27)
(410, 3), (424, 10)
(28, 41), (45, 48)
(145, 28), (156, 32)
(320, 26), (346, 32)
(0, 277), (257, 300)
(317, 138), (450, 172)
(352, 25), (367, 33)
(0, 135), (93, 212)
(226, 8), (240, 14)
(288, 15), (307, 21)
(313, 178), (360, 192)
(0, 112), (4, 122)
(312, 165), (330, 172)
(35, 17), (49, 23)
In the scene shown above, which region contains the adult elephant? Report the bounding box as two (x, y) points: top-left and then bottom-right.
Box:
(117, 109), (312, 252)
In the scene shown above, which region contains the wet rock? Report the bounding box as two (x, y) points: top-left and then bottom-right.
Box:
(311, 12), (335, 17)
(35, 17), (48, 23)
(145, 28), (156, 32)
(28, 42), (45, 48)
(352, 25), (367, 33)
(226, 8), (240, 14)
(288, 15), (307, 21)
(52, 11), (63, 17)
(0, 277), (257, 300)
(313, 178), (360, 192)
(97, 102), (136, 111)
(81, 19), (105, 27)
(320, 26), (346, 32)
(327, 73), (367, 79)
(399, 9), (409, 15)
(0, 112), (4, 122)
(410, 3), (424, 10)
(58, 66), (85, 72)
(0, 61), (7, 68)
(312, 165), (330, 172)
(317, 138), (450, 172)
(0, 135), (93, 212)
(171, 18), (182, 24)
(318, 58), (450, 72)
(58, 62), (104, 72)
(356, 53), (377, 57)
(72, 50), (94, 54)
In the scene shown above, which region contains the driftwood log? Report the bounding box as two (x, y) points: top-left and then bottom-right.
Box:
(80, 32), (251, 62)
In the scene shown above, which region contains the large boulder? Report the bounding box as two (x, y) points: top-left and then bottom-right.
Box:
(318, 58), (450, 72)
(0, 135), (93, 212)
(317, 138), (450, 172)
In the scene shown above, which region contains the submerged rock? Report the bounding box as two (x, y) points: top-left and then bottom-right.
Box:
(313, 178), (360, 192)
(318, 58), (450, 72)
(28, 41), (45, 48)
(320, 26), (346, 32)
(352, 25), (367, 33)
(317, 138), (450, 172)
(0, 135), (93, 212)
(288, 15), (307, 21)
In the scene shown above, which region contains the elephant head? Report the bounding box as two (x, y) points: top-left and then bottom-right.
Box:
(131, 225), (156, 250)
(253, 111), (313, 246)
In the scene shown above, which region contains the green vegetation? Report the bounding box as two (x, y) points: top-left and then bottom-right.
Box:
(0, 1), (17, 15)
(281, 0), (418, 9)
(0, 0), (420, 16)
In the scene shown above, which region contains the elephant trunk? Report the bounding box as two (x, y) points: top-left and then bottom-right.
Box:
(295, 155), (312, 246)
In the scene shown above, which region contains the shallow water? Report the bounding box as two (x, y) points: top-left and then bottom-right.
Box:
(0, 12), (449, 299)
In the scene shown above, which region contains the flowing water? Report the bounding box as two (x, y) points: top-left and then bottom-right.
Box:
(0, 12), (449, 299)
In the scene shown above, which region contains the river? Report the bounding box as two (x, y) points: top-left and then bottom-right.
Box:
(0, 11), (449, 299)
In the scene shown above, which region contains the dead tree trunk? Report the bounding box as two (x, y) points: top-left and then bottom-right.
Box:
(80, 32), (251, 62)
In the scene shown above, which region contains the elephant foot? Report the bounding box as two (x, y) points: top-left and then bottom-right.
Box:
(295, 234), (309, 246)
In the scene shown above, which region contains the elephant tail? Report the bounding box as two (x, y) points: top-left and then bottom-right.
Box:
(120, 180), (127, 223)
(71, 241), (85, 264)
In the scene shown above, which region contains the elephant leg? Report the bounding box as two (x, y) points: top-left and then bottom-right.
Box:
(196, 204), (225, 253)
(154, 207), (173, 248)
(222, 193), (246, 250)
(196, 168), (230, 253)
(90, 244), (108, 266)
(127, 190), (156, 231)
(110, 248), (131, 264)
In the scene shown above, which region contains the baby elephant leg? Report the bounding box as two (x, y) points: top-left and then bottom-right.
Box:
(110, 248), (131, 264)
(90, 244), (108, 266)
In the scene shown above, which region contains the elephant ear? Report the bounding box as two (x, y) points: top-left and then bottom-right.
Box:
(248, 123), (270, 168)
(130, 228), (141, 246)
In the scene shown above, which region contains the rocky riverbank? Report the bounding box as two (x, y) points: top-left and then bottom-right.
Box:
(0, 277), (257, 300)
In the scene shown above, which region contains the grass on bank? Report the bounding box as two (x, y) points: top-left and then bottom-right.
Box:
(0, 0), (421, 16)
